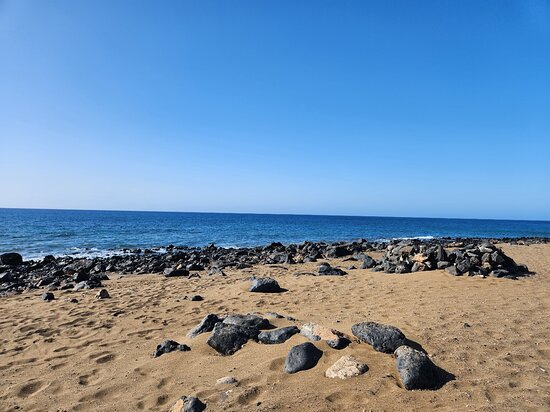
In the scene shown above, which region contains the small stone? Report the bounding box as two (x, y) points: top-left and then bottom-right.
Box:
(284, 342), (323, 374)
(169, 395), (206, 412)
(216, 376), (238, 385)
(95, 289), (110, 299)
(153, 340), (191, 358)
(42, 292), (54, 301)
(190, 295), (203, 301)
(249, 277), (282, 293)
(164, 268), (189, 277)
(325, 355), (368, 379)
(318, 263), (347, 276)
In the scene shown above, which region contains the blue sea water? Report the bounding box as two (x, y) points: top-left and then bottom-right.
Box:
(1, 208), (549, 260)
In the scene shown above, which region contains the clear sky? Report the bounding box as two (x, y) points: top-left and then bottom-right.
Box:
(1, 1), (549, 220)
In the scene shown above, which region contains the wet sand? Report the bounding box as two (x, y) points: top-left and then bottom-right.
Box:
(1, 243), (549, 411)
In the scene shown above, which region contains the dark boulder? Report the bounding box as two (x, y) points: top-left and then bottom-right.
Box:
(360, 256), (377, 269)
(206, 323), (258, 356)
(42, 292), (55, 301)
(0, 253), (23, 266)
(249, 277), (282, 293)
(394, 345), (440, 390)
(324, 246), (351, 258)
(284, 342), (323, 374)
(445, 265), (461, 276)
(258, 326), (299, 344)
(153, 340), (190, 358)
(351, 321), (407, 353)
(318, 263), (347, 276)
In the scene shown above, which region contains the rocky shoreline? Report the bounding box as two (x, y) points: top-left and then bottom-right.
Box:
(1, 237), (546, 296)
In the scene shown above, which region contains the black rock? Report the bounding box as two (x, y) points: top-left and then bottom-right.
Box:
(394, 345), (440, 390)
(0, 253), (23, 266)
(206, 323), (258, 356)
(187, 314), (221, 338)
(324, 246), (352, 258)
(445, 265), (461, 276)
(360, 256), (377, 269)
(222, 314), (271, 330)
(190, 295), (203, 301)
(171, 395), (206, 412)
(73, 272), (89, 282)
(95, 289), (110, 299)
(0, 272), (13, 283)
(249, 277), (282, 293)
(492, 269), (515, 279)
(164, 268), (189, 277)
(284, 342), (323, 373)
(258, 326), (300, 344)
(318, 263), (347, 276)
(42, 292), (55, 301)
(351, 321), (407, 353)
(152, 340), (191, 358)
(43, 255), (56, 264)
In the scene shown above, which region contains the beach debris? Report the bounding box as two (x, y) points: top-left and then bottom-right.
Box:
(187, 314), (222, 338)
(41, 291), (55, 301)
(394, 345), (440, 390)
(169, 395), (206, 412)
(258, 326), (300, 344)
(206, 322), (258, 356)
(152, 340), (190, 358)
(284, 342), (323, 374)
(325, 355), (368, 379)
(249, 277), (282, 293)
(318, 263), (347, 276)
(352, 321), (407, 353)
(0, 252), (23, 266)
(216, 376), (238, 385)
(95, 289), (110, 299)
(301, 322), (350, 349)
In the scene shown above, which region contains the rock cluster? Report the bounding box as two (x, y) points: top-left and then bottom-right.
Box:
(0, 238), (538, 295)
(367, 240), (531, 278)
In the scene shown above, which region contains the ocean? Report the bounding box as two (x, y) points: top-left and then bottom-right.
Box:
(1, 208), (549, 260)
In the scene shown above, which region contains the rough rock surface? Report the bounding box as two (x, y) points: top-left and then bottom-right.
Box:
(249, 277), (282, 293)
(301, 322), (349, 349)
(169, 396), (206, 412)
(325, 355), (368, 379)
(222, 314), (271, 330)
(187, 314), (221, 338)
(351, 321), (407, 353)
(152, 340), (191, 358)
(284, 342), (323, 374)
(394, 345), (440, 390)
(318, 263), (347, 276)
(258, 326), (299, 344)
(206, 322), (258, 356)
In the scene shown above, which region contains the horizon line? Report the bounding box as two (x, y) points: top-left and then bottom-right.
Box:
(0, 206), (549, 224)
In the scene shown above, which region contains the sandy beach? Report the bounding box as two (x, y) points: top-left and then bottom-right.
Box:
(1, 243), (549, 411)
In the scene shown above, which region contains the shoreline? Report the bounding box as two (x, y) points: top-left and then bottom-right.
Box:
(1, 236), (545, 297)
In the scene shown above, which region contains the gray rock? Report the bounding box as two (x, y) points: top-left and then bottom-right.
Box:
(351, 321), (407, 353)
(360, 256), (377, 269)
(258, 326), (300, 344)
(445, 265), (461, 276)
(169, 395), (206, 412)
(153, 340), (190, 357)
(318, 263), (347, 276)
(249, 277), (281, 293)
(206, 322), (258, 355)
(284, 342), (323, 373)
(95, 289), (110, 299)
(187, 314), (221, 338)
(0, 252), (23, 266)
(394, 345), (439, 390)
(42, 292), (54, 301)
(222, 314), (270, 330)
(216, 376), (238, 385)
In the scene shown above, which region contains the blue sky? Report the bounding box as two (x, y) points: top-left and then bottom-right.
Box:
(1, 0), (549, 220)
